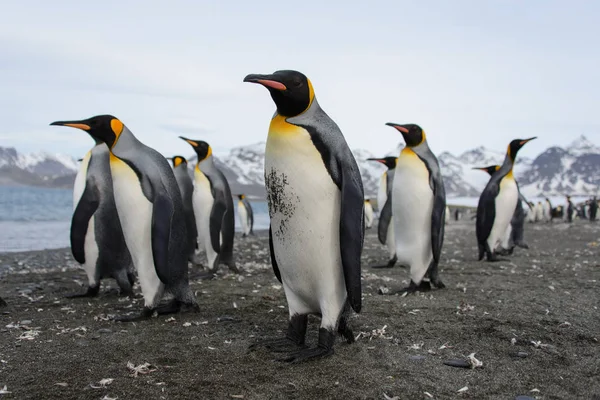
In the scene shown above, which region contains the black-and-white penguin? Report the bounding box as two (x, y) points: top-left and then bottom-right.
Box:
(244, 69), (364, 363)
(364, 199), (374, 229)
(476, 138), (535, 261)
(168, 156), (198, 261)
(386, 123), (446, 293)
(236, 194), (254, 237)
(473, 165), (529, 255)
(180, 138), (238, 273)
(590, 197), (598, 222)
(68, 140), (135, 298)
(543, 198), (553, 222)
(51, 116), (199, 321)
(566, 195), (574, 222)
(367, 157), (398, 268)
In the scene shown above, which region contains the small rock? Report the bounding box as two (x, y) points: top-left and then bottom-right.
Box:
(97, 329), (112, 334)
(444, 359), (471, 368)
(517, 352), (529, 358)
(19, 320), (32, 325)
(409, 355), (426, 361)
(515, 396), (536, 400)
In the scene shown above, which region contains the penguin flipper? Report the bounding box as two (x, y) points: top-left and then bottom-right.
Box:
(268, 226), (282, 283)
(430, 183), (446, 265)
(70, 182), (100, 264)
(339, 165), (365, 313)
(246, 200), (254, 234)
(151, 193), (173, 283)
(209, 199), (226, 254)
(476, 183), (498, 246)
(377, 197), (392, 245)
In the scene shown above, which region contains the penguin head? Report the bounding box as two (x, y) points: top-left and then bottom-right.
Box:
(386, 123), (425, 147)
(179, 137), (212, 161)
(238, 194), (245, 200)
(507, 137), (536, 161)
(472, 165), (499, 176)
(367, 157), (398, 170)
(244, 70), (314, 117)
(365, 199), (371, 203)
(168, 155), (187, 168)
(50, 115), (124, 148)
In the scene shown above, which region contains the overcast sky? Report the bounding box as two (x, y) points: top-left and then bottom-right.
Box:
(1, 0), (599, 160)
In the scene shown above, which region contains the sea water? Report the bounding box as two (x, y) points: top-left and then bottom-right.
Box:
(0, 186), (271, 252)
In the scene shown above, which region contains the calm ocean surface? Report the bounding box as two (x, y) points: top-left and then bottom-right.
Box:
(0, 186), (270, 252)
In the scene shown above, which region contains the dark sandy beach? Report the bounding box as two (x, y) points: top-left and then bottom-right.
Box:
(0, 221), (599, 399)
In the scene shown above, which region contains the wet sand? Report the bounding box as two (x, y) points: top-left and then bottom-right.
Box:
(0, 221), (599, 399)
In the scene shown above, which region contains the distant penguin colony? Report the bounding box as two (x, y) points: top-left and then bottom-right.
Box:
(17, 68), (586, 366)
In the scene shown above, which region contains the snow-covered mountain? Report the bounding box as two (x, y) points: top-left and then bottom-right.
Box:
(0, 147), (78, 187)
(2, 135), (599, 198)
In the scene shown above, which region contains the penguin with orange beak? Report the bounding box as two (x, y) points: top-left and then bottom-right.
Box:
(51, 115), (199, 321)
(476, 138), (536, 261)
(244, 70), (364, 363)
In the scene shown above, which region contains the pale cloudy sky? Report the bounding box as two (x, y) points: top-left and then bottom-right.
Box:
(1, 0), (599, 160)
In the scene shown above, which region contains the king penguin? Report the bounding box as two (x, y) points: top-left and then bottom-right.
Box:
(51, 116), (199, 321)
(68, 139), (135, 298)
(543, 198), (553, 222)
(179, 138), (238, 273)
(367, 157), (398, 268)
(168, 156), (198, 261)
(476, 138), (535, 261)
(244, 69), (364, 363)
(364, 199), (374, 229)
(237, 194), (254, 237)
(474, 165), (529, 255)
(386, 123), (446, 293)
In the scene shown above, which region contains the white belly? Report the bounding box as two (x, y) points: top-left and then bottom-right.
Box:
(488, 176), (518, 251)
(364, 202), (374, 228)
(110, 156), (162, 307)
(193, 169), (217, 267)
(392, 150), (433, 284)
(238, 201), (249, 235)
(535, 205), (544, 221)
(265, 129), (346, 329)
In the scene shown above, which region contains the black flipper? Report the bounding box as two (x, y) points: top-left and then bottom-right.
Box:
(70, 182), (100, 264)
(268, 226), (282, 283)
(476, 182), (499, 259)
(151, 192), (173, 284)
(377, 197), (392, 245)
(207, 177), (226, 254)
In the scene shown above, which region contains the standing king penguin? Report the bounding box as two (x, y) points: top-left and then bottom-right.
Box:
(364, 199), (374, 229)
(473, 165), (529, 255)
(244, 70), (364, 362)
(367, 157), (398, 268)
(476, 138), (535, 261)
(51, 116), (199, 320)
(180, 138), (237, 273)
(168, 156), (198, 261)
(68, 139), (134, 298)
(237, 194), (254, 237)
(386, 123), (446, 293)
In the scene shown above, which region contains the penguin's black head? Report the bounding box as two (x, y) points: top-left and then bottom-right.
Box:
(507, 137), (536, 162)
(243, 70), (314, 117)
(180, 137), (212, 161)
(367, 156), (398, 170)
(365, 199), (371, 203)
(386, 123), (425, 147)
(473, 165), (499, 176)
(50, 115), (123, 148)
(168, 155), (187, 168)
(238, 194), (245, 200)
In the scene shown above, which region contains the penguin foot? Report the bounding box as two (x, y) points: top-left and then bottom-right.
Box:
(371, 255), (398, 269)
(496, 247), (514, 256)
(431, 278), (446, 289)
(486, 254), (509, 262)
(189, 271), (216, 281)
(154, 300), (182, 315)
(65, 285), (100, 299)
(114, 307), (155, 322)
(516, 242), (529, 249)
(386, 281), (432, 295)
(227, 263), (240, 274)
(250, 314), (307, 353)
(278, 328), (335, 363)
(337, 317), (355, 344)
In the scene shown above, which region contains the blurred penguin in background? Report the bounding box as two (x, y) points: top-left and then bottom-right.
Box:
(589, 197), (598, 222)
(364, 199), (374, 229)
(534, 201), (544, 222)
(542, 198), (552, 222)
(566, 195), (574, 223)
(526, 202), (536, 223)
